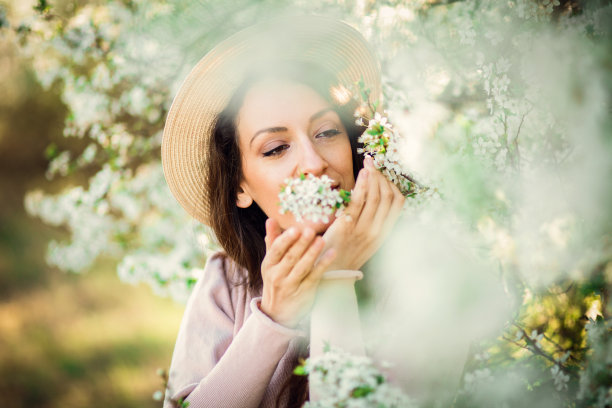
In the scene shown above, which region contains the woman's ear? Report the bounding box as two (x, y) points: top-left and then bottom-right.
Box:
(236, 184), (253, 208)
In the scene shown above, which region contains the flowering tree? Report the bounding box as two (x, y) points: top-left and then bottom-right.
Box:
(4, 0), (611, 406)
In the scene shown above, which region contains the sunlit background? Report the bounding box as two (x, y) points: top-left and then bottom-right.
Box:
(0, 0), (610, 407)
(0, 1), (187, 407)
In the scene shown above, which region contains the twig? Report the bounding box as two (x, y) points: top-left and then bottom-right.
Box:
(512, 110), (529, 171)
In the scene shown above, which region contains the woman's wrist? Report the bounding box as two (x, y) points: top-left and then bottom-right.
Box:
(325, 255), (365, 272)
(250, 297), (306, 337)
(259, 297), (300, 329)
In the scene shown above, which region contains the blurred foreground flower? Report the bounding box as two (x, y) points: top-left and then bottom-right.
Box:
(295, 346), (414, 408)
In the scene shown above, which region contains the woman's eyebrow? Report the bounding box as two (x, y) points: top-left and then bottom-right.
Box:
(309, 107), (334, 123)
(250, 126), (287, 147)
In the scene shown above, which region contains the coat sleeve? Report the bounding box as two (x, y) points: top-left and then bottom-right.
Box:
(164, 253), (303, 408)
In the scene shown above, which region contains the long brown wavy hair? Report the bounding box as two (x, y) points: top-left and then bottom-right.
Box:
(204, 61), (365, 407)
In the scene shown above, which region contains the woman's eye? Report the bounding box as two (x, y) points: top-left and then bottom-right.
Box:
(263, 144), (289, 157)
(316, 129), (341, 138)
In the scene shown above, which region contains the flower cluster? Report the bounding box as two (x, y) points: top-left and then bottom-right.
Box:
(278, 174), (350, 223)
(355, 110), (417, 197)
(351, 76), (426, 198)
(295, 347), (414, 408)
(11, 1), (214, 303)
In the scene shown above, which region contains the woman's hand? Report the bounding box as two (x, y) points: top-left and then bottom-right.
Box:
(322, 155), (405, 271)
(260, 218), (336, 328)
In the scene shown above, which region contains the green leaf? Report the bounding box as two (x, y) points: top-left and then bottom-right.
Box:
(16, 23), (31, 35)
(293, 365), (307, 376)
(185, 277), (197, 290)
(45, 143), (58, 160)
(352, 385), (375, 398)
(33, 0), (51, 14)
(356, 77), (370, 102)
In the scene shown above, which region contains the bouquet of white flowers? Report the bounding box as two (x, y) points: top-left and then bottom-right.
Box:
(278, 174), (351, 223)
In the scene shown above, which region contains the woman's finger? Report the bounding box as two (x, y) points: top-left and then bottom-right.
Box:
(265, 218), (282, 252)
(369, 175), (395, 233)
(302, 247), (336, 287)
(344, 165), (369, 223)
(357, 156), (381, 226)
(287, 236), (325, 283)
(265, 227), (301, 265)
(279, 227), (317, 269)
(380, 181), (405, 237)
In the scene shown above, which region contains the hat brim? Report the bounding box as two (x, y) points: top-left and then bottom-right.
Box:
(162, 15), (381, 225)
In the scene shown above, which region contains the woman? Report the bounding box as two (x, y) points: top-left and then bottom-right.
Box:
(162, 16), (404, 407)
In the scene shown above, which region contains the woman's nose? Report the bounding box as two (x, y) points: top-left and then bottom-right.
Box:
(296, 139), (327, 176)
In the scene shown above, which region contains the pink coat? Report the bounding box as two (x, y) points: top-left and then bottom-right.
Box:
(164, 252), (307, 408)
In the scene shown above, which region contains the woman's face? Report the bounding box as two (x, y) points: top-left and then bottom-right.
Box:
(235, 78), (355, 233)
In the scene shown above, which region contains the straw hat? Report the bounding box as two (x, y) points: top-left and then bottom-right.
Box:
(162, 15), (381, 225)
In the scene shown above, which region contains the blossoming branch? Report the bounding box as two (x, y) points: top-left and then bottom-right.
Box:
(353, 78), (424, 198)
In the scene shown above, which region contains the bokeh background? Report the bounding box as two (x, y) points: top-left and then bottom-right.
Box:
(0, 0), (610, 407)
(0, 2), (184, 407)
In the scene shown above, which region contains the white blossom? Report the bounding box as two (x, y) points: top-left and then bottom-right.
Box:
(278, 174), (349, 223)
(551, 365), (570, 392)
(355, 111), (418, 196)
(300, 347), (415, 408)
